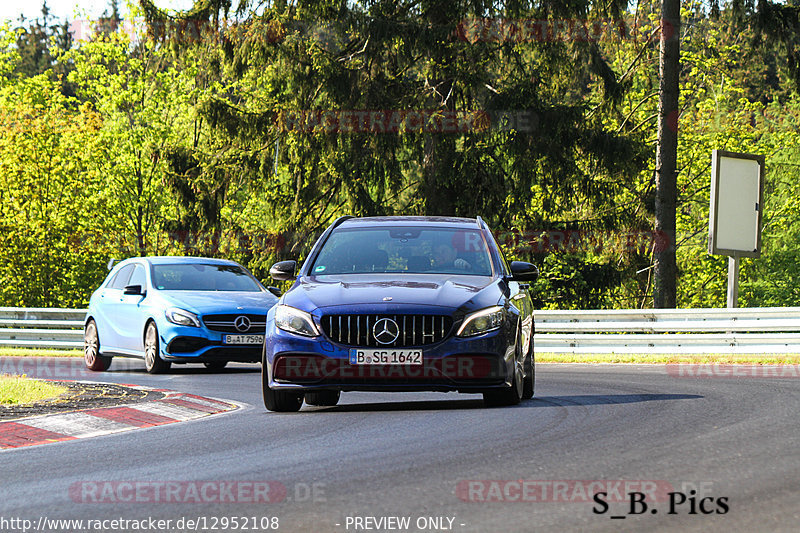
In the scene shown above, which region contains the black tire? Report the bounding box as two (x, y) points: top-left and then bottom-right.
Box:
(483, 328), (524, 407)
(84, 319), (112, 371)
(203, 361), (228, 371)
(483, 371), (522, 406)
(305, 390), (340, 406)
(262, 364), (303, 412)
(522, 331), (535, 400)
(144, 322), (171, 374)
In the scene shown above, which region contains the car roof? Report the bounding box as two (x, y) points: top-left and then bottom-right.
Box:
(338, 216), (482, 229)
(117, 256), (241, 266)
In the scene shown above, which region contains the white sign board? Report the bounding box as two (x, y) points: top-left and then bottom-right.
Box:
(708, 150), (764, 258)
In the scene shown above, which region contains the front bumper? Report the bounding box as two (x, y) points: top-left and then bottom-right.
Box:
(159, 324), (263, 363)
(264, 322), (517, 393)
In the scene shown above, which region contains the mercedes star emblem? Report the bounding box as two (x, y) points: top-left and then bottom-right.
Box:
(234, 316), (251, 332)
(372, 318), (400, 345)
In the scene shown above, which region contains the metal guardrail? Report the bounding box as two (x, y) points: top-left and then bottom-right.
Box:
(1, 307), (800, 353)
(535, 307), (800, 353)
(0, 308), (86, 349)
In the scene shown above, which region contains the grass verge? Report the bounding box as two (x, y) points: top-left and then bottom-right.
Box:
(0, 374), (69, 405)
(537, 353), (800, 364)
(0, 348), (82, 358)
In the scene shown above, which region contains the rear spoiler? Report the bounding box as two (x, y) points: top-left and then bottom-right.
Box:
(107, 258), (120, 271)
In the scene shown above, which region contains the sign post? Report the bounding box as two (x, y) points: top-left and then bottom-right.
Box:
(708, 150), (765, 308)
(726, 256), (739, 308)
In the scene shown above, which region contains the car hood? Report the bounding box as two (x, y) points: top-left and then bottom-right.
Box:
(282, 274), (503, 313)
(156, 291), (279, 314)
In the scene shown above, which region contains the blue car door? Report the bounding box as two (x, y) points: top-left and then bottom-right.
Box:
(96, 263), (135, 351)
(114, 263), (150, 352)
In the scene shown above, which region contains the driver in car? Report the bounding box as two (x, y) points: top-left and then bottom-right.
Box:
(432, 243), (471, 271)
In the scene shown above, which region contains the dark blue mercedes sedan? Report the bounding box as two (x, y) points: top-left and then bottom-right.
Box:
(262, 216), (538, 411)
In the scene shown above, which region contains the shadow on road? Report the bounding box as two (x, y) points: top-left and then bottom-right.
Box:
(533, 393), (702, 406)
(106, 364), (261, 375)
(309, 393), (702, 413)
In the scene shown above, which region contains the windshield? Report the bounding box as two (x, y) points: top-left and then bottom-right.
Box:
(311, 227), (494, 276)
(152, 264), (263, 291)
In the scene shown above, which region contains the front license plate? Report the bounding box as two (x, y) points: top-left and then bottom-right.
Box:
(349, 349), (423, 365)
(224, 334), (264, 345)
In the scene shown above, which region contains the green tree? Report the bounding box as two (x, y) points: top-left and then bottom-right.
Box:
(65, 29), (195, 257)
(14, 1), (73, 80)
(0, 74), (108, 306)
(139, 0), (649, 296)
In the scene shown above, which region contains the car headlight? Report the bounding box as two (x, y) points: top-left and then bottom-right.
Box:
(456, 306), (505, 337)
(165, 308), (201, 328)
(275, 305), (320, 337)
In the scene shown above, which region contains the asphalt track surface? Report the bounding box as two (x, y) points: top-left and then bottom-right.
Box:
(1, 359), (799, 533)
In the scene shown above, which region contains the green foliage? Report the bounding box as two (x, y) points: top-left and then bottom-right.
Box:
(11, 2), (75, 95)
(532, 253), (622, 310)
(0, 74), (108, 306)
(1, 0), (800, 309)
(667, 5), (800, 308)
(595, 0), (800, 308)
(0, 24), (20, 84)
(65, 31), (192, 258)
(140, 0), (648, 293)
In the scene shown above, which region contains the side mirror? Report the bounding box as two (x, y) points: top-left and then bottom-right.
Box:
(123, 284), (144, 296)
(269, 260), (297, 281)
(267, 286), (282, 297)
(509, 261), (538, 283)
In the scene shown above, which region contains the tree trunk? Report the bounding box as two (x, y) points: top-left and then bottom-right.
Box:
(653, 0), (680, 308)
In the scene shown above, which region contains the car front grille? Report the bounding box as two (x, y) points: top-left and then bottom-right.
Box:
(321, 314), (453, 347)
(202, 313), (267, 334)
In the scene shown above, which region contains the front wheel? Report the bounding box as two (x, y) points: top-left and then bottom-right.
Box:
(144, 322), (171, 374)
(484, 329), (524, 407)
(522, 333), (535, 400)
(84, 320), (112, 371)
(262, 364), (303, 412)
(483, 366), (523, 407)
